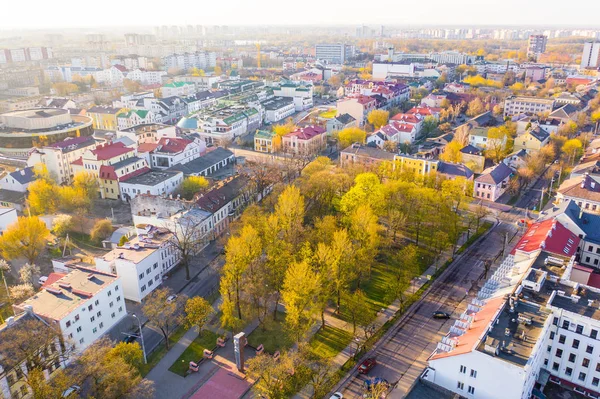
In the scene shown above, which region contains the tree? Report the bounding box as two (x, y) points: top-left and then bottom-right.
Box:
(108, 342), (144, 371)
(562, 138), (583, 165)
(343, 289), (371, 335)
(118, 235), (129, 246)
(72, 171), (98, 204)
(454, 124), (471, 146)
(180, 175), (209, 200)
(421, 116), (438, 138)
(281, 260), (321, 342)
(273, 119), (296, 137)
(52, 82), (79, 96)
(591, 109), (600, 133)
(466, 97), (485, 117)
(439, 141), (463, 164)
(52, 215), (73, 238)
(485, 126), (509, 163)
(123, 79), (142, 93)
(385, 244), (420, 310)
(317, 229), (354, 313)
(214, 65), (223, 76)
(74, 337), (154, 399)
(90, 219), (113, 243)
(142, 287), (186, 350)
(169, 211), (210, 280)
(367, 109), (389, 129)
(246, 352), (300, 399)
(184, 296), (214, 332)
(337, 127), (367, 148)
(10, 283), (35, 302)
(348, 204), (381, 285)
(492, 104), (503, 116)
(0, 216), (49, 263)
(27, 178), (58, 215)
(339, 173), (384, 215)
(274, 185), (305, 249)
(19, 263), (41, 285)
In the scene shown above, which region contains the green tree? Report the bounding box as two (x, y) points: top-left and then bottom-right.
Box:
(108, 342), (144, 371)
(421, 115), (438, 138)
(339, 173), (383, 215)
(184, 296), (214, 332)
(343, 289), (372, 335)
(52, 215), (73, 238)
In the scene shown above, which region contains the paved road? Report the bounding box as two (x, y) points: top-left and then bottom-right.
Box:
(336, 221), (520, 399)
(514, 166), (552, 212)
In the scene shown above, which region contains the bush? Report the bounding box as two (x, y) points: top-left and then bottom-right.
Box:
(90, 219), (113, 243)
(52, 215), (73, 238)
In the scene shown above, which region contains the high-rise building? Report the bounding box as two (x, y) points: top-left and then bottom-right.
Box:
(527, 35), (547, 59)
(315, 43), (353, 64)
(581, 42), (600, 69)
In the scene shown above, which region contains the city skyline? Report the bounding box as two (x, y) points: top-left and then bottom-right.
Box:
(3, 0), (600, 30)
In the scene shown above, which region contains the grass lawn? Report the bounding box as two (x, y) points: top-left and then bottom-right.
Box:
(139, 324), (187, 376)
(309, 326), (353, 359)
(168, 330), (220, 377)
(246, 311), (293, 354)
(319, 109), (337, 119)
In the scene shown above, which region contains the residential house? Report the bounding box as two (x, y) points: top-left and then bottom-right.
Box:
(336, 95), (377, 126)
(514, 126), (550, 153)
(195, 106), (261, 144)
(272, 81), (313, 111)
(95, 226), (179, 302)
(391, 112), (424, 136)
(368, 121), (418, 147)
(282, 126), (327, 156)
(254, 130), (277, 153)
(93, 65), (127, 86)
(548, 103), (581, 124)
(468, 127), (507, 150)
(150, 137), (204, 169)
(116, 109), (157, 130)
(570, 160), (600, 184)
(340, 143), (395, 168)
(459, 145), (485, 173)
(421, 93), (447, 108)
(196, 175), (251, 236)
(474, 162), (513, 201)
(556, 174), (600, 213)
(503, 149), (529, 170)
(393, 154), (439, 176)
(326, 113), (357, 134)
(437, 161), (474, 181)
(182, 90), (227, 114)
(0, 190), (26, 212)
(0, 167), (35, 193)
(27, 136), (98, 184)
(119, 170), (183, 202)
(406, 105), (441, 120)
(168, 147), (235, 177)
(117, 123), (176, 146)
(141, 96), (187, 124)
(87, 106), (126, 131)
(13, 267), (126, 351)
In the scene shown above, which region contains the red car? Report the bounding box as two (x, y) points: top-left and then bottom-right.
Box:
(358, 358), (377, 374)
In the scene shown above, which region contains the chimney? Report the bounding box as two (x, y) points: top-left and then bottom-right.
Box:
(580, 207), (584, 220)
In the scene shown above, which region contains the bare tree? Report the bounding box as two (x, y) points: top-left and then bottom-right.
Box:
(168, 212), (210, 280)
(142, 287), (186, 350)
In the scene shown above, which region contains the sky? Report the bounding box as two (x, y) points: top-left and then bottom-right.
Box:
(3, 0), (600, 29)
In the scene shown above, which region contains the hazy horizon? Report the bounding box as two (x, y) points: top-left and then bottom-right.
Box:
(3, 0), (600, 30)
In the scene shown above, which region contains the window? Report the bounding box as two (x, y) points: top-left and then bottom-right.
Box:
(597, 363), (600, 372)
(95, 299), (99, 306)
(139, 273), (144, 280)
(79, 338), (84, 344)
(99, 322), (103, 329)
(90, 316), (95, 323)
(553, 317), (559, 326)
(457, 382), (464, 390)
(550, 332), (555, 340)
(110, 301), (114, 308)
(547, 345), (552, 352)
(117, 296), (121, 302)
(583, 358), (590, 367)
(569, 353), (576, 362)
(563, 320), (570, 329)
(579, 372), (587, 381)
(468, 386), (475, 395)
(75, 315), (79, 322)
(592, 329), (598, 339)
(148, 279), (153, 287)
(115, 285), (119, 290)
(573, 339), (580, 349)
(88, 304), (93, 311)
(153, 262), (158, 269)
(141, 285), (146, 292)
(552, 362), (559, 371)
(92, 327), (97, 334)
(593, 378), (599, 387)
(559, 335), (566, 344)
(119, 306), (123, 312)
(470, 369), (477, 378)
(107, 290), (112, 297)
(544, 358), (549, 366)
(111, 312), (116, 318)
(556, 349), (563, 358)
(155, 275), (160, 281)
(566, 367), (573, 376)
(576, 325), (584, 334)
(587, 345), (594, 354)
(68, 333), (73, 339)
(76, 326), (82, 333)
(97, 311), (101, 317)
(66, 321), (71, 328)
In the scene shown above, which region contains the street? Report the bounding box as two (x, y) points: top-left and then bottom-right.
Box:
(334, 220), (521, 399)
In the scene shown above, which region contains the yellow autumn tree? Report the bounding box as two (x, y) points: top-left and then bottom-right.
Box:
(337, 127), (367, 148)
(0, 216), (49, 263)
(367, 109), (389, 129)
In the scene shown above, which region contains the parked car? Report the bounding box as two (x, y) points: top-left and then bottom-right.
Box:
(358, 358), (377, 374)
(329, 393), (343, 399)
(166, 294), (178, 303)
(123, 334), (137, 344)
(62, 385), (81, 398)
(432, 311), (451, 319)
(364, 377), (389, 391)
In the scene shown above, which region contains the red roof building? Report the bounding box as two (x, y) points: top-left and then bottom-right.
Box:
(90, 142), (132, 161)
(511, 219), (580, 257)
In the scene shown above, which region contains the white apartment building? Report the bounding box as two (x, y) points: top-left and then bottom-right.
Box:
(161, 82), (196, 97)
(116, 109), (158, 131)
(424, 215), (600, 399)
(504, 96), (556, 118)
(93, 65), (127, 87)
(95, 226), (180, 302)
(196, 106), (261, 144)
(174, 75), (222, 91)
(581, 42), (600, 69)
(125, 69), (166, 85)
(261, 97), (295, 123)
(13, 267), (126, 352)
(162, 51), (217, 71)
(315, 44), (353, 64)
(119, 170), (183, 202)
(272, 82), (313, 111)
(27, 136), (98, 184)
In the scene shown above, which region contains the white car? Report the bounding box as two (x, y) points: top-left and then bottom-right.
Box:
(62, 385), (81, 397)
(330, 393), (344, 399)
(166, 294), (178, 303)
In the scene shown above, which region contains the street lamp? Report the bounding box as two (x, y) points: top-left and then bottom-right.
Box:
(132, 314), (147, 364)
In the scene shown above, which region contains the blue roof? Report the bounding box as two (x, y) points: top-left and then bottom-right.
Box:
(177, 117), (198, 130)
(8, 167), (36, 185)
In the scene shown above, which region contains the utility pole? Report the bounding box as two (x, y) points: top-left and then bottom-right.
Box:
(132, 314), (147, 364)
(539, 187), (545, 212)
(502, 233), (508, 257)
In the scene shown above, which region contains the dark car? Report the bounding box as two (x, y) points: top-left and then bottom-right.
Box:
(364, 377), (389, 391)
(358, 358), (377, 374)
(432, 311), (451, 319)
(123, 334), (137, 343)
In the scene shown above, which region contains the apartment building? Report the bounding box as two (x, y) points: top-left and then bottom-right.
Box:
(150, 137), (205, 169)
(581, 42), (600, 69)
(272, 82), (314, 111)
(504, 96), (555, 117)
(254, 130), (277, 153)
(27, 136), (98, 184)
(557, 174), (600, 214)
(261, 97), (295, 123)
(161, 82), (196, 97)
(119, 170), (183, 202)
(340, 143), (395, 168)
(162, 51), (217, 71)
(196, 106), (261, 144)
(87, 106), (126, 131)
(125, 69), (166, 85)
(336, 95), (377, 126)
(13, 267), (126, 352)
(393, 154), (439, 175)
(95, 226), (180, 302)
(527, 35), (548, 59)
(315, 43), (353, 64)
(282, 126), (327, 156)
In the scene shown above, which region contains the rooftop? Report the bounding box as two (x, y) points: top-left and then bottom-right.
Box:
(168, 147), (234, 176)
(510, 219), (580, 257)
(89, 141), (132, 160)
(476, 163), (513, 185)
(196, 175), (249, 212)
(123, 170), (182, 187)
(154, 137), (194, 154)
(341, 143), (396, 160)
(14, 268), (118, 321)
(100, 227), (172, 264)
